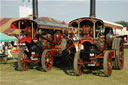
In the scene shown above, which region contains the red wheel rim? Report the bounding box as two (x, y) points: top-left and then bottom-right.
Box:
(119, 43), (124, 69)
(21, 62), (29, 71)
(108, 54), (112, 76)
(78, 56), (83, 75)
(45, 51), (53, 70)
(21, 53), (29, 71)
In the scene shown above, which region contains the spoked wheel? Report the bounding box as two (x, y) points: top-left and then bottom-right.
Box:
(41, 50), (53, 72)
(103, 51), (112, 77)
(112, 38), (124, 70)
(74, 52), (84, 76)
(18, 50), (29, 71)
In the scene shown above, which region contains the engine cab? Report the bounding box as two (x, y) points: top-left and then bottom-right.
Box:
(69, 17), (124, 76)
(69, 17), (106, 54)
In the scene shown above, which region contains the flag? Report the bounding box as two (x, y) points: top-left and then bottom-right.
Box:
(61, 21), (66, 25)
(126, 26), (128, 31)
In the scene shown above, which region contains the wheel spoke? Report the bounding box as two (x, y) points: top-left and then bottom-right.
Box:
(21, 52), (29, 70)
(108, 62), (112, 71)
(74, 53), (84, 76)
(108, 55), (112, 75)
(104, 52), (112, 77)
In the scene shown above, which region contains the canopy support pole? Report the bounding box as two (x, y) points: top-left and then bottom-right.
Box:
(18, 21), (20, 49)
(93, 22), (95, 39)
(32, 22), (34, 39)
(18, 21), (20, 38)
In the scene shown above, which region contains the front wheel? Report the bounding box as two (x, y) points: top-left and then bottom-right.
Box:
(74, 52), (84, 76)
(103, 51), (112, 77)
(18, 50), (29, 71)
(41, 50), (53, 72)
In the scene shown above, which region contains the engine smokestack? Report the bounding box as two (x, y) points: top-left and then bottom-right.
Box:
(33, 0), (38, 20)
(90, 0), (96, 18)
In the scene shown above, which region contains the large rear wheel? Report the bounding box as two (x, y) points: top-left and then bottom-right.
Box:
(103, 51), (112, 77)
(112, 38), (124, 70)
(74, 52), (84, 76)
(41, 50), (53, 72)
(18, 50), (29, 71)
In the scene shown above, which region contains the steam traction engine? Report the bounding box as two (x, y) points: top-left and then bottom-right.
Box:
(11, 17), (76, 71)
(69, 17), (124, 77)
(10, 0), (76, 71)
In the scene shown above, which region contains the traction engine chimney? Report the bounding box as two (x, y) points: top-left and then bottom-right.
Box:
(90, 0), (96, 18)
(33, 0), (38, 20)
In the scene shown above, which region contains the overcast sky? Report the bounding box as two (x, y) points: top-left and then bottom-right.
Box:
(0, 0), (128, 23)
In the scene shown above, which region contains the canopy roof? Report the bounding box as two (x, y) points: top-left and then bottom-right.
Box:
(37, 17), (74, 31)
(11, 17), (68, 28)
(0, 18), (21, 35)
(103, 20), (123, 29)
(37, 17), (68, 28)
(11, 18), (36, 29)
(69, 17), (123, 29)
(0, 32), (18, 42)
(11, 17), (75, 31)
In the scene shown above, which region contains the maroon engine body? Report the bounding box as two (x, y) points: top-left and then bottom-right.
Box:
(69, 17), (124, 77)
(11, 17), (76, 71)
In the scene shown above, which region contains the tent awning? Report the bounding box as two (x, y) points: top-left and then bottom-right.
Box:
(0, 32), (18, 42)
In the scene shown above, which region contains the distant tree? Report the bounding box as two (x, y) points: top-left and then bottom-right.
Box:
(115, 21), (128, 27)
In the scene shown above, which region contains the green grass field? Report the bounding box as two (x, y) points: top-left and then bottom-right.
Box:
(0, 48), (128, 85)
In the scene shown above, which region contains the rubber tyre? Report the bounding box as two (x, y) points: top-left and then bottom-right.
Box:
(112, 38), (124, 70)
(103, 51), (112, 77)
(74, 52), (83, 76)
(18, 49), (29, 71)
(112, 38), (118, 69)
(41, 49), (53, 72)
(116, 38), (124, 70)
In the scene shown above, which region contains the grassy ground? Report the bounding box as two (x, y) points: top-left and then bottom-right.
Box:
(0, 47), (128, 85)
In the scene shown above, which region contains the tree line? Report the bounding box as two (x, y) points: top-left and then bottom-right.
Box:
(115, 21), (128, 27)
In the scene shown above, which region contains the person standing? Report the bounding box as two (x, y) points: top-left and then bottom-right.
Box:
(8, 43), (12, 58)
(5, 42), (8, 54)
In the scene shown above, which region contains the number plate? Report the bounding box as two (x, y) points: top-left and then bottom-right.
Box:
(31, 57), (38, 60)
(88, 64), (95, 66)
